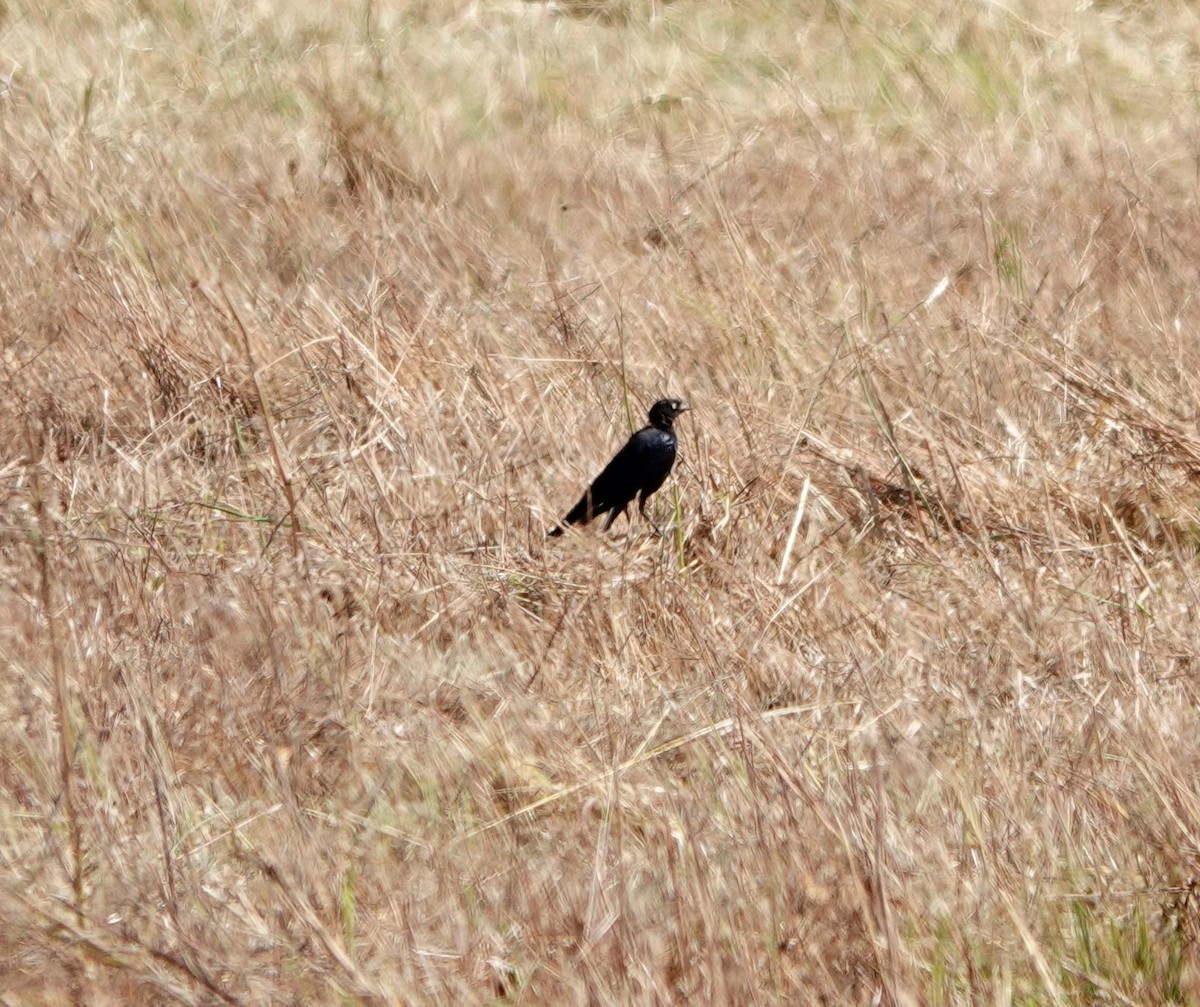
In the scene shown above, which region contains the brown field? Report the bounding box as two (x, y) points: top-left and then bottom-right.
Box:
(4, 1), (1200, 1003)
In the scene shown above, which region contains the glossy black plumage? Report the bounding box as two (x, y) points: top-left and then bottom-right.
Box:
(548, 398), (689, 537)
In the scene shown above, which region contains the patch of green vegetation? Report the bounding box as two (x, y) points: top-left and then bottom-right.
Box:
(134, 0), (198, 31)
(993, 222), (1027, 299)
(960, 47), (1010, 120)
(505, 573), (547, 615)
(339, 863), (358, 953)
(1062, 898), (1188, 1004)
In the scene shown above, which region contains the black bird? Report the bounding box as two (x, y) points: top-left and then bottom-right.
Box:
(548, 397), (690, 537)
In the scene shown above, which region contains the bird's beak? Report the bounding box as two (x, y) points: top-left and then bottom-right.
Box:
(679, 403), (691, 412)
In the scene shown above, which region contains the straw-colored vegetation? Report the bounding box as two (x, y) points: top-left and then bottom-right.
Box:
(4, 0), (1200, 1002)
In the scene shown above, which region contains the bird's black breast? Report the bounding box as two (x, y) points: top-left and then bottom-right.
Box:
(633, 427), (676, 481)
(597, 427), (676, 501)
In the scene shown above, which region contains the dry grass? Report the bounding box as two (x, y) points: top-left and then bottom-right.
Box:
(3, 0), (1200, 1002)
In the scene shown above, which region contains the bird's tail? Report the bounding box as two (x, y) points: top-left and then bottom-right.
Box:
(548, 491), (598, 539)
(561, 494), (592, 527)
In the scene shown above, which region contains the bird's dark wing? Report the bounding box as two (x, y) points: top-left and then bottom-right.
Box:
(557, 427), (665, 524)
(559, 438), (638, 526)
(550, 426), (678, 536)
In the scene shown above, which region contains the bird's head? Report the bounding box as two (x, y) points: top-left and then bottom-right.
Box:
(648, 397), (690, 431)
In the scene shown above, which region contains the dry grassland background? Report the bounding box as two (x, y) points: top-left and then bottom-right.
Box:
(4, 0), (1200, 1003)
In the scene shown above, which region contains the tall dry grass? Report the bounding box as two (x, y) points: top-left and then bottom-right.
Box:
(3, 0), (1200, 1002)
